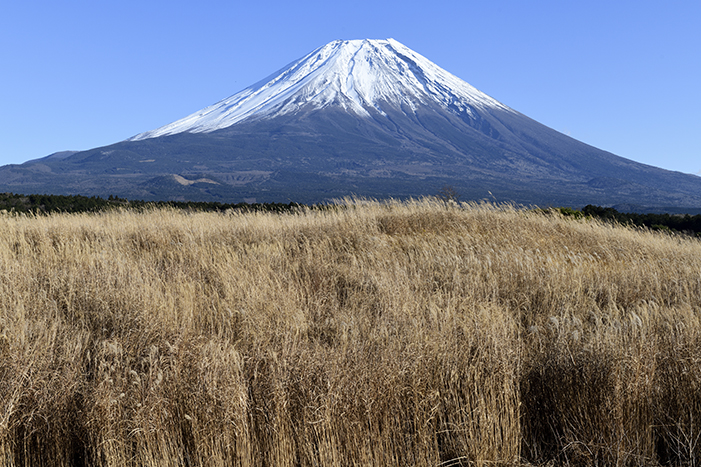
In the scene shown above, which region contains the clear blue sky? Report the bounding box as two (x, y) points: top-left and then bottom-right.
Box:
(2, 0), (699, 175)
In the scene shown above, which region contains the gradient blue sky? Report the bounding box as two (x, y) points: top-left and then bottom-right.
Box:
(1, 0), (699, 175)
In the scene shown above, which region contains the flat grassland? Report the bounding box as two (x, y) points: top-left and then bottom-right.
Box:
(1, 200), (701, 466)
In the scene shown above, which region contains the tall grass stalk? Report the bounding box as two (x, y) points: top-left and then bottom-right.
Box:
(1, 200), (700, 465)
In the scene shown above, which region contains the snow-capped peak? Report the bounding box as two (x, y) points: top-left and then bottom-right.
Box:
(130, 38), (512, 141)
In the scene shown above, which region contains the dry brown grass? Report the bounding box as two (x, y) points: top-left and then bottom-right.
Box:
(1, 199), (701, 466)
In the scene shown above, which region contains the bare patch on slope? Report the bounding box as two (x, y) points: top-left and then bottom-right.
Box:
(172, 174), (219, 186)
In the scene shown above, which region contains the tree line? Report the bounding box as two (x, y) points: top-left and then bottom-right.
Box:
(2, 192), (700, 237)
(559, 205), (701, 237)
(0, 193), (301, 215)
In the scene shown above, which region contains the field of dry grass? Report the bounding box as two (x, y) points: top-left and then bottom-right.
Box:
(1, 199), (701, 466)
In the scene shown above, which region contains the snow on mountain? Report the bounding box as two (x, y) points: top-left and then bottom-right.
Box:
(130, 38), (513, 141)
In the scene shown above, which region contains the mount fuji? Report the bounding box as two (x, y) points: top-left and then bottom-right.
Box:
(2, 38), (701, 210)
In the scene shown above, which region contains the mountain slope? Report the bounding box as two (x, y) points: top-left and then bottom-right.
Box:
(1, 38), (700, 210)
